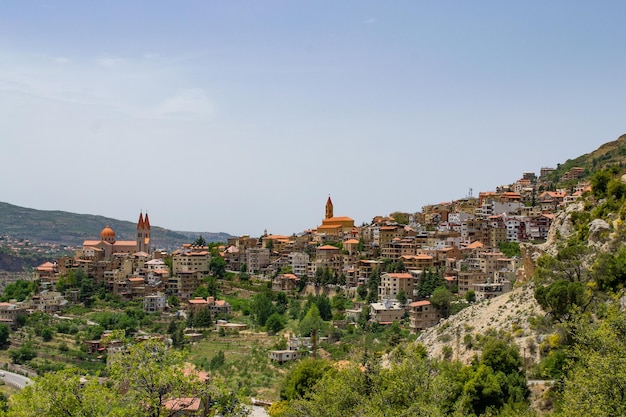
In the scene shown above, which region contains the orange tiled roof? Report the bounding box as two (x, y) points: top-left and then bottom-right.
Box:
(327, 216), (354, 221)
(409, 300), (431, 307)
(384, 272), (412, 279)
(37, 262), (55, 271)
(114, 241), (136, 246)
(318, 245), (340, 250)
(281, 273), (299, 280)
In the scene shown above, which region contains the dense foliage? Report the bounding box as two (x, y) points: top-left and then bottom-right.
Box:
(271, 340), (531, 417)
(6, 339), (248, 417)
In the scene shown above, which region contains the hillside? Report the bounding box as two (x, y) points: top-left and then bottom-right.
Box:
(541, 133), (626, 185)
(0, 201), (233, 250)
(417, 285), (545, 366)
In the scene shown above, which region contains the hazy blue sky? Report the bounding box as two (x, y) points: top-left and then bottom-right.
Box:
(1, 1), (625, 237)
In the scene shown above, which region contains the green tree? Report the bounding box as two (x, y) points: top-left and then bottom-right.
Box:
(331, 293), (348, 311)
(239, 263), (249, 281)
(280, 358), (331, 400)
(0, 323), (9, 346)
(430, 286), (452, 318)
(7, 369), (120, 417)
(397, 289), (408, 306)
(266, 313), (286, 334)
(167, 295), (180, 308)
(498, 242), (521, 258)
(274, 292), (289, 314)
(590, 168), (613, 198)
(555, 305), (626, 416)
(9, 340), (247, 417)
(209, 256), (227, 279)
(607, 177), (626, 200)
(1, 280), (36, 302)
(251, 293), (275, 326)
(192, 308), (213, 328)
(314, 295), (332, 321)
(534, 279), (586, 321)
(41, 326), (54, 342)
(357, 285), (368, 300)
(9, 342), (37, 364)
(592, 248), (626, 291)
(465, 289), (476, 303)
(193, 235), (207, 247)
(389, 211), (410, 225)
(417, 269), (445, 298)
(299, 304), (323, 337)
(209, 350), (226, 370)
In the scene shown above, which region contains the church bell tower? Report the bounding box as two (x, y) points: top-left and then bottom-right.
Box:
(325, 196), (334, 219)
(136, 212), (151, 254)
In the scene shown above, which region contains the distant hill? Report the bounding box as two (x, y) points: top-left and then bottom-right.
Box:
(542, 133), (626, 185)
(0, 202), (233, 250)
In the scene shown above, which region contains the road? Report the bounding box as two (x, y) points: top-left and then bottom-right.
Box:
(1, 370), (32, 389)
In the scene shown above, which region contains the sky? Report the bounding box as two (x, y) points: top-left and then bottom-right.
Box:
(1, 1), (625, 237)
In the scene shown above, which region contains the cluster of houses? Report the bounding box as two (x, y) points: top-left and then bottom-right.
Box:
(20, 168), (590, 338)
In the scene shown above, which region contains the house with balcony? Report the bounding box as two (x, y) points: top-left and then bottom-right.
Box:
(409, 300), (441, 333)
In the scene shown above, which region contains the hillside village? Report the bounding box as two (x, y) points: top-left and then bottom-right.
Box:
(0, 164), (589, 338)
(2, 151), (625, 416)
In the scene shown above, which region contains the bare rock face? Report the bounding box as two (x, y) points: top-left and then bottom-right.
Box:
(588, 218), (610, 247)
(519, 244), (539, 282)
(519, 202), (584, 282)
(546, 202), (582, 246)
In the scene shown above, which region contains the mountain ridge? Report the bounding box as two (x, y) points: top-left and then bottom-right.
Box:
(0, 201), (232, 250)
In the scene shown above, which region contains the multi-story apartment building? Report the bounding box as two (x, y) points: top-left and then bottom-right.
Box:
(246, 247), (270, 274)
(378, 272), (414, 302)
(461, 218), (489, 245)
(401, 253), (434, 270)
(474, 277), (513, 301)
(168, 271), (203, 300)
(378, 226), (405, 247)
(380, 238), (419, 260)
(409, 300), (440, 332)
(144, 292), (167, 313)
(529, 213), (554, 241)
(288, 252), (309, 277)
(457, 271), (488, 297)
(172, 246), (210, 274)
(479, 251), (507, 275)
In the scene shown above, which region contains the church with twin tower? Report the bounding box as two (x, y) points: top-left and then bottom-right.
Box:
(82, 212), (151, 259)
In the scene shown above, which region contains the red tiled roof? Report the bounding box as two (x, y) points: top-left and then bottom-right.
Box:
(409, 300), (431, 307)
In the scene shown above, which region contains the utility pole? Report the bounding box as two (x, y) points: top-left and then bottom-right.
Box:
(455, 326), (460, 361)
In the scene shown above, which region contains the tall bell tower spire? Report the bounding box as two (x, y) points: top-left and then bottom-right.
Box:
(325, 195), (334, 219)
(136, 212), (151, 254)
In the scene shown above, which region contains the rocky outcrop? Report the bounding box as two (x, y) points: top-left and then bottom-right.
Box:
(588, 218), (610, 247)
(416, 285), (545, 366)
(519, 201), (585, 282)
